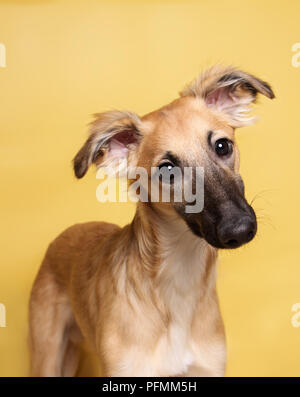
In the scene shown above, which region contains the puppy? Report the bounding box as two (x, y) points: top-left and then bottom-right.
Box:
(29, 66), (274, 377)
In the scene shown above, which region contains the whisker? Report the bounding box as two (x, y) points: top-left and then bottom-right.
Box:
(249, 189), (276, 206)
(249, 190), (277, 231)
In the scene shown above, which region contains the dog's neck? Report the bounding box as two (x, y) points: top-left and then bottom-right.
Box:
(130, 203), (218, 312)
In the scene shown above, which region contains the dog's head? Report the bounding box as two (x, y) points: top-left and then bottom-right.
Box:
(74, 66), (274, 249)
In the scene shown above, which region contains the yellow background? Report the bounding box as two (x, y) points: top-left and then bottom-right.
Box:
(0, 0), (300, 377)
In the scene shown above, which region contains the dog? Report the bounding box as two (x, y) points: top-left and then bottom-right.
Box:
(29, 66), (274, 377)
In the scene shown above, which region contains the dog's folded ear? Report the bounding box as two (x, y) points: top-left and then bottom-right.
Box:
(180, 65), (275, 127)
(73, 111), (143, 178)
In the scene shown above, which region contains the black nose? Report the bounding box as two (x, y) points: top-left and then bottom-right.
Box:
(217, 216), (257, 249)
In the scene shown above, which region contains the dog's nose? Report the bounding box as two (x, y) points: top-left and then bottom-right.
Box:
(217, 216), (257, 249)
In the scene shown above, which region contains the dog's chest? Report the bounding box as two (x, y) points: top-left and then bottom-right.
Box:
(117, 320), (195, 377)
(151, 322), (195, 376)
(116, 230), (218, 376)
(140, 233), (207, 376)
(119, 269), (203, 376)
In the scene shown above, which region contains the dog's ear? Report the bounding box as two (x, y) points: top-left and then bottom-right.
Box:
(73, 111), (143, 178)
(180, 65), (275, 127)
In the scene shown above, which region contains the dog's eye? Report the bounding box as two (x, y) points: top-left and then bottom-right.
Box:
(158, 162), (174, 171)
(158, 162), (175, 183)
(215, 138), (233, 157)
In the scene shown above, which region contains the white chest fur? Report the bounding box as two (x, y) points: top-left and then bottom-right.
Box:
(151, 227), (210, 376)
(116, 223), (221, 376)
(116, 320), (195, 376)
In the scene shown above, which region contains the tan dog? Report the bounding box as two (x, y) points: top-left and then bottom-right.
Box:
(29, 66), (274, 377)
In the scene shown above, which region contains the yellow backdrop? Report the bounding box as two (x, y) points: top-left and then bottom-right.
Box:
(0, 0), (300, 377)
